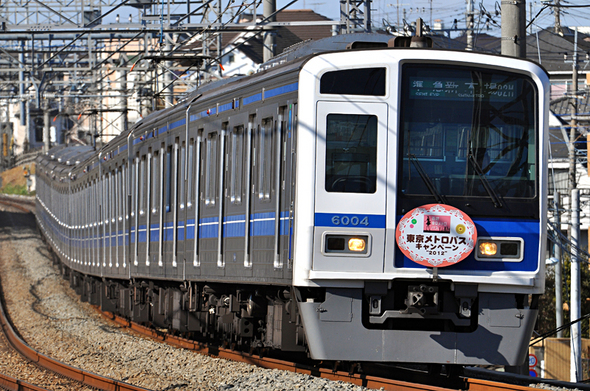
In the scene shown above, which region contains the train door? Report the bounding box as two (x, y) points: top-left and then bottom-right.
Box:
(162, 133), (185, 279)
(185, 132), (201, 278)
(224, 114), (250, 279)
(130, 154), (140, 275)
(199, 123), (224, 277)
(114, 166), (122, 274)
(137, 150), (149, 276)
(150, 143), (162, 277)
(281, 103), (296, 279)
(91, 177), (98, 274)
(109, 169), (115, 272)
(103, 171), (110, 270)
(116, 166), (126, 274)
(313, 101), (388, 273)
(162, 141), (172, 276)
(249, 105), (283, 280)
(177, 139), (187, 275)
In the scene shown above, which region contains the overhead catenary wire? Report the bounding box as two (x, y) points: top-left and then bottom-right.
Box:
(530, 313), (590, 346)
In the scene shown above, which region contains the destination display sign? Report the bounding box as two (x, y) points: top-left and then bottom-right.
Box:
(408, 77), (518, 102)
(396, 204), (477, 268)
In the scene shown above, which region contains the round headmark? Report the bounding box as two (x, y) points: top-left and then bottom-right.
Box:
(396, 204), (477, 268)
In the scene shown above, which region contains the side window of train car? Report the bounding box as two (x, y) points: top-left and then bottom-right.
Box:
(229, 125), (244, 204)
(139, 155), (146, 215)
(187, 138), (194, 209)
(152, 150), (159, 214)
(118, 167), (124, 220)
(180, 141), (186, 210)
(105, 172), (110, 222)
(165, 145), (173, 213)
(258, 118), (274, 201)
(324, 114), (378, 193)
(131, 153), (139, 217)
(205, 132), (218, 206)
(112, 169), (117, 222)
(131, 156), (136, 218)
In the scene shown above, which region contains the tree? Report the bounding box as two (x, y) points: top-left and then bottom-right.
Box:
(537, 257), (590, 339)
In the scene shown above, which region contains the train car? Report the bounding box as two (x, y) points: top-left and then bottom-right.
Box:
(36, 32), (548, 368)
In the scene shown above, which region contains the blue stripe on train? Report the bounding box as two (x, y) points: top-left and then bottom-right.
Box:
(41, 211), (293, 244)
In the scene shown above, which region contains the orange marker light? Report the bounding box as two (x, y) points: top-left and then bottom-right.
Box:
(479, 242), (497, 256)
(348, 238), (366, 252)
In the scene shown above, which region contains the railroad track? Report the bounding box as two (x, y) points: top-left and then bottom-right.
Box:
(0, 195), (35, 213)
(0, 375), (49, 391)
(0, 285), (151, 391)
(0, 197), (153, 391)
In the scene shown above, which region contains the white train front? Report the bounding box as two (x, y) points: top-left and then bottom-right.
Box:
(36, 34), (549, 368)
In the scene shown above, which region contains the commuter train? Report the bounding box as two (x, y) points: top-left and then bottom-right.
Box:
(36, 32), (548, 369)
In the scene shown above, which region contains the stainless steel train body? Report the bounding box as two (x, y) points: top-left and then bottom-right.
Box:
(36, 34), (549, 367)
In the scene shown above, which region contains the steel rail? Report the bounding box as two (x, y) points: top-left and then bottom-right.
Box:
(0, 198), (34, 213)
(0, 373), (50, 391)
(467, 378), (539, 391)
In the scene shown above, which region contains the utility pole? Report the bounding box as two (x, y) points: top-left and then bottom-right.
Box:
(529, 2), (533, 35)
(466, 0), (474, 51)
(501, 0), (526, 57)
(263, 0), (276, 62)
(554, 191), (563, 338)
(119, 58), (128, 136)
(571, 189), (582, 382)
(397, 0), (400, 32)
(564, 27), (582, 384)
(429, 0), (432, 29)
(43, 105), (50, 153)
(554, 0), (562, 35)
(566, 28), (578, 214)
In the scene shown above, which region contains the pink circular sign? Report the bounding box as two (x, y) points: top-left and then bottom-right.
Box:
(396, 204), (477, 268)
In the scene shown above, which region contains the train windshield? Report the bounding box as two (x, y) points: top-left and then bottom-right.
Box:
(398, 63), (538, 216)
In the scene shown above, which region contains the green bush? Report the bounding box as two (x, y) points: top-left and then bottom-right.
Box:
(1, 184), (30, 195)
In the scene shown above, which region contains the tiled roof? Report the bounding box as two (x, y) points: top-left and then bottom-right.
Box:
(525, 27), (590, 72)
(433, 27), (590, 74)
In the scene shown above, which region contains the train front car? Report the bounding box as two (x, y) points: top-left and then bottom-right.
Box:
(294, 48), (548, 366)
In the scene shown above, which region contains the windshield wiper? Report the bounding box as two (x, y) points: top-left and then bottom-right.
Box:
(467, 153), (503, 208)
(409, 154), (447, 204)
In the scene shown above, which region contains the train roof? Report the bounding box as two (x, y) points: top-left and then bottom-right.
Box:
(39, 145), (95, 172)
(262, 32), (392, 69)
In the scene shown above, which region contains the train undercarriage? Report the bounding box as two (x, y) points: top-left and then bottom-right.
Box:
(63, 265), (307, 355)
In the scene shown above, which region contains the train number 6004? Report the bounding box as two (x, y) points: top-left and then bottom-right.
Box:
(331, 215), (369, 226)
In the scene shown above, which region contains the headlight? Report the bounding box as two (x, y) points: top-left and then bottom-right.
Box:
(324, 234), (370, 255)
(475, 237), (523, 262)
(348, 238), (366, 252)
(479, 242), (497, 256)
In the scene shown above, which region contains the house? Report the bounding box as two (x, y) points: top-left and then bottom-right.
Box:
(219, 9), (336, 77)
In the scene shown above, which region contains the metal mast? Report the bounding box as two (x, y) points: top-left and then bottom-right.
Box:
(0, 0), (364, 154)
(340, 0), (372, 34)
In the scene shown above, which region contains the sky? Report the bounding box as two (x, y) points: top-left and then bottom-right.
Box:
(276, 0), (590, 36)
